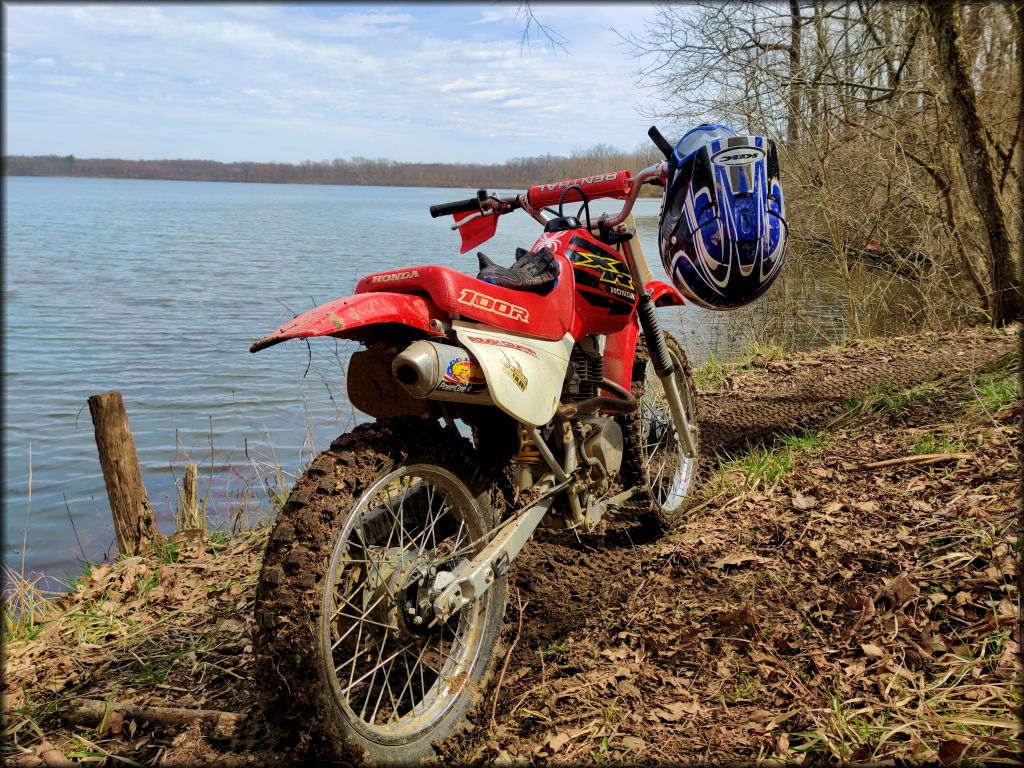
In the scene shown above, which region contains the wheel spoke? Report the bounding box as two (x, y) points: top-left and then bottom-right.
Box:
(330, 589), (389, 648)
(318, 460), (499, 742)
(635, 346), (697, 516)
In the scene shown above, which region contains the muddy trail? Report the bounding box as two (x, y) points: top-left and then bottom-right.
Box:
(479, 325), (1019, 764)
(4, 325), (1019, 767)
(474, 329), (1018, 658)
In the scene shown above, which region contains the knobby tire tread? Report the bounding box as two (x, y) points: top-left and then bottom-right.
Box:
(253, 416), (507, 764)
(620, 332), (699, 527)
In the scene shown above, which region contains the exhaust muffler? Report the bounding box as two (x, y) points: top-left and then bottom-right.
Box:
(392, 340), (493, 404)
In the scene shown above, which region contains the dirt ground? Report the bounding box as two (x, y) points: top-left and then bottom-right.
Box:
(3, 324), (1019, 766)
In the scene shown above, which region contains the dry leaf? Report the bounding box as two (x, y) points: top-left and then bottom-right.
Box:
(860, 643), (884, 659)
(649, 700), (701, 721)
(792, 492), (818, 510)
(106, 710), (125, 735)
(938, 739), (975, 764)
(882, 573), (919, 606)
(620, 735), (645, 752)
(776, 732), (790, 756)
(600, 645), (629, 661)
(37, 741), (75, 768)
(546, 732), (570, 753)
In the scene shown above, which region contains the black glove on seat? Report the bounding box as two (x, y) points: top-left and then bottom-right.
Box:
(476, 247), (560, 293)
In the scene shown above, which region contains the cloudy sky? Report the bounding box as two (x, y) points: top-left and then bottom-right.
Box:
(3, 3), (672, 164)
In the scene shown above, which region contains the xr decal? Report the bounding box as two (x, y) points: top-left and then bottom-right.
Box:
(571, 248), (635, 292)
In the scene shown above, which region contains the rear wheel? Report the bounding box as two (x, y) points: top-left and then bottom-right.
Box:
(621, 332), (699, 525)
(254, 418), (507, 764)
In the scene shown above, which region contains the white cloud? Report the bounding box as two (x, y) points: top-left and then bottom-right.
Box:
(3, 3), (664, 164)
(472, 10), (512, 25)
(41, 75), (89, 88)
(462, 88), (518, 101)
(32, 57), (56, 66)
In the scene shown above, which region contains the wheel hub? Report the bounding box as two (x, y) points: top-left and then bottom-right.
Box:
(400, 562), (463, 637)
(360, 547), (428, 630)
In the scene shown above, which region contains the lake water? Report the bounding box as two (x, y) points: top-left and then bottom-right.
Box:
(3, 176), (858, 586)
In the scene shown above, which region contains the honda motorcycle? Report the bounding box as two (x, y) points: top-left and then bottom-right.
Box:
(251, 125), (786, 763)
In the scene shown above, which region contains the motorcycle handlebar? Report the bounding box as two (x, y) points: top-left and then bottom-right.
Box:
(429, 196), (482, 218)
(429, 162), (666, 228)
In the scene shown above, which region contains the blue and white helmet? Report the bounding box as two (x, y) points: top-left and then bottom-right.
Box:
(658, 125), (788, 310)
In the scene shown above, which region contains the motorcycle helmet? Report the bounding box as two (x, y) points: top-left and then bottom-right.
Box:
(659, 124), (788, 310)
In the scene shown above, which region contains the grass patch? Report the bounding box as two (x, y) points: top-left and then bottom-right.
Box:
(831, 379), (942, 426)
(1, 565), (62, 643)
(692, 340), (791, 390)
(741, 340), (788, 367)
(911, 431), (966, 455)
(714, 442), (795, 495)
(153, 537), (183, 564)
(693, 353), (729, 391)
(778, 428), (824, 452)
(968, 353), (1020, 415)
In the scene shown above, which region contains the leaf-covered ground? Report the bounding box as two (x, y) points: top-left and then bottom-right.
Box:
(3, 325), (1019, 766)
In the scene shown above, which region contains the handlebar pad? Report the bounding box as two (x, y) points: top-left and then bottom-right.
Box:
(429, 197), (482, 218)
(526, 170), (631, 210)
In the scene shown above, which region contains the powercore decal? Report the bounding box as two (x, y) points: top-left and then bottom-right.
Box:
(436, 358), (487, 393)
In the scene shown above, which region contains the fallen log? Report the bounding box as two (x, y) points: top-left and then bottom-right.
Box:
(859, 452), (973, 470)
(58, 698), (244, 739)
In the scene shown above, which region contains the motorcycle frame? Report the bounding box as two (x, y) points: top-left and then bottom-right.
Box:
(252, 162), (698, 622)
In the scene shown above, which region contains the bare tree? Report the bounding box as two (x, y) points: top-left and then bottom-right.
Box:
(516, 2), (569, 55)
(624, 0), (1022, 333)
(925, 0), (1021, 325)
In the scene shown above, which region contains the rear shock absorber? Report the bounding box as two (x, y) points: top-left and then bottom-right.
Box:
(516, 423), (541, 489)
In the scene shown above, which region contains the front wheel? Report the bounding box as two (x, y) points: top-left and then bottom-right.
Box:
(621, 332), (699, 525)
(254, 418), (507, 764)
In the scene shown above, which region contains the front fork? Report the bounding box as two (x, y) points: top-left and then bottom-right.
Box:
(636, 291), (698, 460)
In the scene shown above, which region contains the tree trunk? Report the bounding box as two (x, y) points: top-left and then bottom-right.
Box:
(926, 0), (1022, 325)
(787, 0), (803, 145)
(88, 392), (155, 556)
(180, 462), (202, 530)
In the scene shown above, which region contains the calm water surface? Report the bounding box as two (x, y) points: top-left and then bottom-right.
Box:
(3, 176), (851, 585)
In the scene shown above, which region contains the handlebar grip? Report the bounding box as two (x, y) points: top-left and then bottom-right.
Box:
(648, 125), (675, 160)
(429, 197), (482, 218)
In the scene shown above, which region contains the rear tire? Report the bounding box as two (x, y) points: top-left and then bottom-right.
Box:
(254, 417), (507, 765)
(621, 332), (699, 526)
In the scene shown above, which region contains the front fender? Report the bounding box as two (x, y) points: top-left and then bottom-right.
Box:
(250, 292), (446, 352)
(647, 279), (686, 307)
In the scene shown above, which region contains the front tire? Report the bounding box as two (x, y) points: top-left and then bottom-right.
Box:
(254, 418), (507, 764)
(621, 332), (699, 525)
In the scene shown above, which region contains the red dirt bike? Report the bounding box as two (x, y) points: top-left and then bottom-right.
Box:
(251, 128), (700, 763)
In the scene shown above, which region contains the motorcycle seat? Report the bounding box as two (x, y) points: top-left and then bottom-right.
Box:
(355, 264), (575, 341)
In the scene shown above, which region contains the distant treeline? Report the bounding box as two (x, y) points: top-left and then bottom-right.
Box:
(3, 144), (656, 189)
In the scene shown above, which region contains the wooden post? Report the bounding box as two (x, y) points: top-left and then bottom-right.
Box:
(180, 462), (203, 530)
(88, 392), (156, 556)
